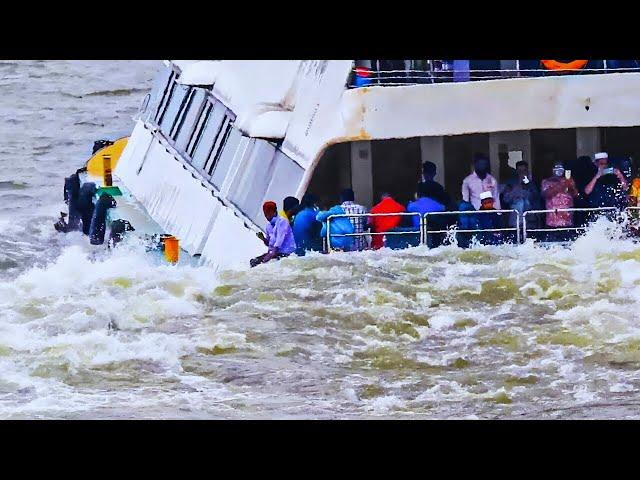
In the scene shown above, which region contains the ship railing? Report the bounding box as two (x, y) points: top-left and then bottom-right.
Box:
(522, 207), (619, 240)
(323, 207), (640, 253)
(349, 66), (640, 88)
(423, 209), (521, 246)
(325, 212), (422, 252)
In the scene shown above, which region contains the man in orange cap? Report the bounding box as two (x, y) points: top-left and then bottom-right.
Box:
(250, 201), (297, 267)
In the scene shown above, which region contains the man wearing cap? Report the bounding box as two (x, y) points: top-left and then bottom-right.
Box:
(462, 155), (501, 210)
(476, 191), (503, 245)
(250, 201), (297, 267)
(541, 163), (579, 231)
(585, 152), (628, 209)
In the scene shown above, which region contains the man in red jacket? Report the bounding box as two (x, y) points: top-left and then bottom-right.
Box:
(368, 192), (406, 249)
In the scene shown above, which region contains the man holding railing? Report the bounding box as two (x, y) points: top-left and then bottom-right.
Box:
(250, 201), (297, 267)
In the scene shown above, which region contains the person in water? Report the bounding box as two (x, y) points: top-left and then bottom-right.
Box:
(280, 196), (300, 224)
(292, 193), (323, 255)
(585, 152), (628, 210)
(462, 154), (501, 210)
(89, 193), (117, 245)
(251, 201), (297, 267)
(316, 201), (355, 251)
(339, 188), (368, 251)
(368, 192), (405, 250)
(55, 173), (82, 233)
(77, 182), (97, 235)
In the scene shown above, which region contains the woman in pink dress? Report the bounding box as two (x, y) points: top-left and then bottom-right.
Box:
(541, 163), (579, 227)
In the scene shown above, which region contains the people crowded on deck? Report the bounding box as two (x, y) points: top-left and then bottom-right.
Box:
(316, 202), (355, 252)
(585, 152), (629, 209)
(541, 162), (579, 231)
(257, 149), (640, 261)
(368, 192), (405, 250)
(292, 193), (323, 255)
(501, 160), (541, 228)
(462, 154), (501, 210)
(250, 201), (297, 267)
(340, 188), (368, 251)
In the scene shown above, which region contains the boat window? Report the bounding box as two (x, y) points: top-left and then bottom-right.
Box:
(187, 103), (211, 158)
(190, 100), (227, 170)
(158, 83), (190, 135)
(173, 88), (206, 151)
(155, 74), (177, 124)
(145, 67), (174, 122)
(210, 122), (242, 188)
(170, 88), (195, 139)
(227, 139), (277, 223)
(203, 116), (232, 175)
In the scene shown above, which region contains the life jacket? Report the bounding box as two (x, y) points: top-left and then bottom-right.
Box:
(541, 60), (588, 71)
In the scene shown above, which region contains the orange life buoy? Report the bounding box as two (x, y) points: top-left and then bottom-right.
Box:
(541, 60), (589, 71)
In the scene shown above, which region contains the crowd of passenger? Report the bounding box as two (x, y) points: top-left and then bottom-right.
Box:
(250, 151), (640, 266)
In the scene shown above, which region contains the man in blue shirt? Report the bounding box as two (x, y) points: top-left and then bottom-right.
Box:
(292, 193), (323, 255)
(250, 201), (297, 268)
(406, 182), (446, 228)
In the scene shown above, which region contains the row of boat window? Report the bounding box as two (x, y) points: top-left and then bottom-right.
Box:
(144, 66), (304, 227)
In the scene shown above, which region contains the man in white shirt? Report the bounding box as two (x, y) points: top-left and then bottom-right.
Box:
(340, 188), (368, 251)
(461, 155), (501, 210)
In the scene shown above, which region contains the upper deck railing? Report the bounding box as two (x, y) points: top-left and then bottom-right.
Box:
(348, 60), (640, 88)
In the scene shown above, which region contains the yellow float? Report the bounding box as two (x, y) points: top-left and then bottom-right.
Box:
(85, 137), (129, 179)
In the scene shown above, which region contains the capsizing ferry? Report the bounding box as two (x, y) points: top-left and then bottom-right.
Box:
(62, 60), (640, 268)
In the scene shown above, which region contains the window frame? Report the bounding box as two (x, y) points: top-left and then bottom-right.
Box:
(204, 116), (233, 177)
(187, 102), (212, 159)
(170, 87), (196, 140)
(155, 73), (177, 125)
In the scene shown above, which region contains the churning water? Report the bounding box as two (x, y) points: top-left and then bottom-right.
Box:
(2, 61), (640, 419)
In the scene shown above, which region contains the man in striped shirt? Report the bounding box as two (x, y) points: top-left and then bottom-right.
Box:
(340, 188), (368, 251)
